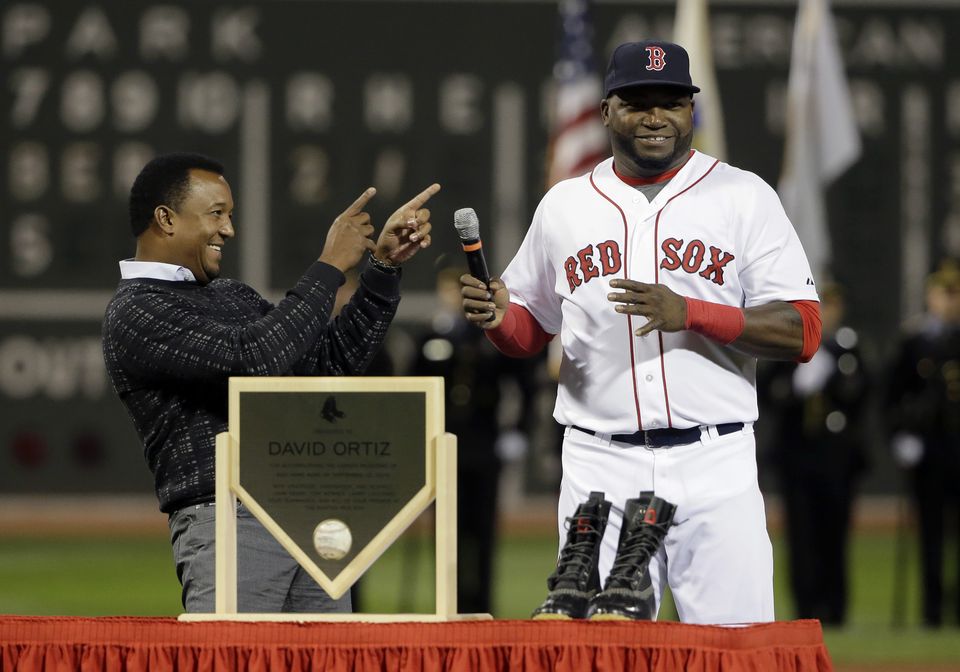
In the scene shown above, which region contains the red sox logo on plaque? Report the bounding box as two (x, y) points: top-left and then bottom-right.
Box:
(645, 46), (666, 71)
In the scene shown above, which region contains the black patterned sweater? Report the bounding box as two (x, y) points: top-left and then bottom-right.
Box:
(102, 259), (400, 513)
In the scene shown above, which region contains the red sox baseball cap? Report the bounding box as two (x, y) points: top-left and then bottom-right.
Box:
(604, 40), (701, 97)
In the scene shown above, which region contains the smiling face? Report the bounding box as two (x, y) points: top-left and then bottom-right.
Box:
(161, 169), (235, 283)
(601, 85), (695, 177)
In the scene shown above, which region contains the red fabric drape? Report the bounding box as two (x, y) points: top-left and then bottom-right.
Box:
(0, 616), (833, 672)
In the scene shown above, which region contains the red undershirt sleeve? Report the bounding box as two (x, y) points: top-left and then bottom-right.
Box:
(485, 303), (554, 358)
(790, 299), (822, 363)
(485, 300), (818, 361)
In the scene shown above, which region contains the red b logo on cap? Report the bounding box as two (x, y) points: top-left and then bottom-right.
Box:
(645, 46), (667, 71)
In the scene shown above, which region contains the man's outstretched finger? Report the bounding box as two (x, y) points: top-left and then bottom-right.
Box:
(342, 187), (377, 216)
(399, 183), (441, 213)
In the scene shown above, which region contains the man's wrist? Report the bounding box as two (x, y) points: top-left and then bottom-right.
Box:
(368, 253), (400, 274)
(684, 296), (745, 345)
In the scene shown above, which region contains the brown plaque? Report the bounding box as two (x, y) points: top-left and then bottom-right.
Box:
(237, 389), (426, 579)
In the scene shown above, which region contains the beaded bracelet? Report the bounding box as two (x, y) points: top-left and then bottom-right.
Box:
(368, 254), (401, 274)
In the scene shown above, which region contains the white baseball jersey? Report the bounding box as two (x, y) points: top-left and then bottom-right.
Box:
(501, 152), (818, 433)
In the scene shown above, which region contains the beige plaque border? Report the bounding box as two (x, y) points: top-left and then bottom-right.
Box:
(179, 376), (490, 622)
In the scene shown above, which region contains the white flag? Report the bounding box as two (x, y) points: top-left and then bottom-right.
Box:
(778, 0), (861, 278)
(674, 0), (726, 160)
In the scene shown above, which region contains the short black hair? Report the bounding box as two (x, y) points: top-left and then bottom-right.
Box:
(128, 152), (225, 237)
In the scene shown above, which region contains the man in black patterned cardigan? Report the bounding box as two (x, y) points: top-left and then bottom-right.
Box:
(103, 152), (439, 613)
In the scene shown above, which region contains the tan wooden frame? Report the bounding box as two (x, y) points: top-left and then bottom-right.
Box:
(179, 376), (489, 622)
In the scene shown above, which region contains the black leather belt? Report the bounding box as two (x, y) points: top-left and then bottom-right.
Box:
(571, 422), (744, 447)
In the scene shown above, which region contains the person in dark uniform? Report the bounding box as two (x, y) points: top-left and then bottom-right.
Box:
(760, 283), (869, 625)
(886, 262), (960, 627)
(412, 267), (534, 615)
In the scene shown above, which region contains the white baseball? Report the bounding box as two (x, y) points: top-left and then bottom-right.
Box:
(313, 518), (352, 560)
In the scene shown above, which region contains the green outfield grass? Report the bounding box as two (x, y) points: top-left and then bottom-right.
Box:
(1, 527), (958, 668)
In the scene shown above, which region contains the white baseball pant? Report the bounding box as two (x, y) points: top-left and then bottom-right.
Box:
(558, 423), (774, 625)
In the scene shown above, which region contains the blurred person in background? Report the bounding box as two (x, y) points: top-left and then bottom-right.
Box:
(102, 152), (439, 613)
(885, 261), (960, 628)
(759, 283), (869, 625)
(412, 267), (535, 615)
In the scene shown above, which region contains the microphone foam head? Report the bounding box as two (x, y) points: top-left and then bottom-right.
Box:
(453, 208), (480, 241)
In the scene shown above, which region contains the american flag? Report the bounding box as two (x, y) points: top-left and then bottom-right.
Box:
(545, 0), (609, 188)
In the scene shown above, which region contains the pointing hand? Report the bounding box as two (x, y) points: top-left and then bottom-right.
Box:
(319, 187), (378, 272)
(374, 183), (441, 267)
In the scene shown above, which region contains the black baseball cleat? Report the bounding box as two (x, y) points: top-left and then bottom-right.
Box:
(587, 492), (676, 621)
(531, 491), (611, 620)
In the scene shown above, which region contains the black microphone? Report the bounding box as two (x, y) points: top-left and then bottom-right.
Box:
(453, 207), (491, 285)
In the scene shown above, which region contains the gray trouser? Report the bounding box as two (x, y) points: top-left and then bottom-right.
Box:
(168, 501), (351, 614)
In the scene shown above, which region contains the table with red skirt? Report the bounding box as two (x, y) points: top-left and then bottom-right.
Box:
(0, 616), (832, 671)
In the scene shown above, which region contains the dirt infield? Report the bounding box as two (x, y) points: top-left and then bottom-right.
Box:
(0, 494), (904, 536)
(0, 495), (168, 535)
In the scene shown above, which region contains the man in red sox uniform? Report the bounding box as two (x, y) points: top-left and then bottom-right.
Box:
(461, 40), (821, 624)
